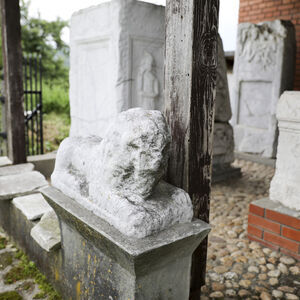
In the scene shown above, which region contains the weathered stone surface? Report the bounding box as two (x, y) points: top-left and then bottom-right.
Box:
(12, 193), (53, 221)
(42, 185), (210, 300)
(270, 92), (300, 210)
(0, 156), (12, 167)
(69, 0), (165, 137)
(232, 20), (296, 158)
(0, 171), (48, 200)
(215, 34), (232, 122)
(0, 163), (34, 176)
(30, 211), (61, 252)
(52, 108), (193, 238)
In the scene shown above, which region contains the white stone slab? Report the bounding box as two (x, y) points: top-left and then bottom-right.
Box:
(69, 0), (165, 137)
(0, 171), (48, 200)
(52, 108), (193, 238)
(0, 157), (12, 167)
(269, 92), (300, 211)
(232, 20), (296, 158)
(30, 211), (61, 252)
(0, 163), (34, 177)
(12, 193), (53, 221)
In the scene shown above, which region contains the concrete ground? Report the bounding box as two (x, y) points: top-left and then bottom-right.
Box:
(203, 159), (300, 299)
(0, 159), (299, 299)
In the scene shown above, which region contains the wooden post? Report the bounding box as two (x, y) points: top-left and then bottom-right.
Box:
(164, 0), (219, 298)
(1, 0), (26, 164)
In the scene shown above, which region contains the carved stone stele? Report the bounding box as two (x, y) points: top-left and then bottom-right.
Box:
(69, 0), (164, 137)
(52, 108), (193, 238)
(269, 92), (300, 211)
(232, 20), (296, 158)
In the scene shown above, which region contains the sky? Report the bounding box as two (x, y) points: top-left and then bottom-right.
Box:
(29, 0), (239, 51)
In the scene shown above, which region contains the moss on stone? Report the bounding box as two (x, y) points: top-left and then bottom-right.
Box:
(0, 237), (7, 250)
(0, 252), (13, 270)
(0, 291), (22, 300)
(4, 251), (61, 300)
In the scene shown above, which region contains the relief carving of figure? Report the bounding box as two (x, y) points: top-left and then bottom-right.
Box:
(239, 24), (280, 69)
(137, 52), (159, 110)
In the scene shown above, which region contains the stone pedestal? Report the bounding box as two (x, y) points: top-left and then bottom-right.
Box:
(270, 91), (300, 211)
(247, 92), (300, 260)
(69, 0), (165, 136)
(42, 186), (210, 300)
(232, 20), (296, 158)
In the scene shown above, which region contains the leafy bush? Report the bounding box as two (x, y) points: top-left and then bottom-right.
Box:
(43, 83), (70, 116)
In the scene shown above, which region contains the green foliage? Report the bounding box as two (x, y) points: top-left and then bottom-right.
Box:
(43, 83), (70, 115)
(20, 0), (69, 85)
(0, 237), (7, 250)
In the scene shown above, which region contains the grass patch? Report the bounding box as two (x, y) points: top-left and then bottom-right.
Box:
(0, 291), (22, 300)
(4, 251), (61, 300)
(43, 112), (70, 152)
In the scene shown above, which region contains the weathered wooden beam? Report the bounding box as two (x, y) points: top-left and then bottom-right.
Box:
(165, 0), (219, 298)
(1, 0), (26, 164)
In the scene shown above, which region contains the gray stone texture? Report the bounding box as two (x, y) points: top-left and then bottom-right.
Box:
(52, 108), (193, 238)
(269, 91), (300, 211)
(0, 171), (48, 200)
(0, 157), (12, 167)
(12, 193), (53, 221)
(232, 20), (296, 158)
(41, 186), (210, 300)
(30, 210), (61, 252)
(0, 163), (34, 177)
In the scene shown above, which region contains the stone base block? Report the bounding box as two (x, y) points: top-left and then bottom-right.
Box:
(212, 164), (241, 183)
(42, 186), (210, 300)
(248, 198), (300, 260)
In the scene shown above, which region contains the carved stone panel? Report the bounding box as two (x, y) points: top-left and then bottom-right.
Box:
(232, 20), (296, 158)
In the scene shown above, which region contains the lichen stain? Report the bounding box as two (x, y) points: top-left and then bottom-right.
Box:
(55, 269), (59, 281)
(76, 281), (81, 300)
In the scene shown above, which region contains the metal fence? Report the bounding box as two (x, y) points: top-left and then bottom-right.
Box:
(23, 54), (43, 156)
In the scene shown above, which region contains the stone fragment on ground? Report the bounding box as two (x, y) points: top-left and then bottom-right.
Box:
(202, 159), (300, 299)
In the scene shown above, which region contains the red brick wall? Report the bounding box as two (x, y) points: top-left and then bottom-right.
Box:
(239, 0), (300, 90)
(248, 203), (300, 260)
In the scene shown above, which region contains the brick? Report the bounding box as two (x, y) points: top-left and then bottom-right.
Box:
(248, 224), (263, 238)
(248, 214), (281, 234)
(265, 210), (300, 230)
(280, 248), (300, 261)
(264, 232), (299, 253)
(248, 234), (279, 251)
(249, 204), (264, 217)
(282, 226), (300, 242)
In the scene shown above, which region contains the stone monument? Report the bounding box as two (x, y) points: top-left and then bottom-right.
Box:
(69, 1), (238, 181)
(270, 92), (300, 211)
(247, 92), (300, 260)
(69, 0), (165, 137)
(232, 20), (296, 158)
(46, 108), (210, 299)
(212, 34), (240, 181)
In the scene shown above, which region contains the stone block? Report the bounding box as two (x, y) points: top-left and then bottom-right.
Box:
(270, 91), (300, 211)
(12, 193), (53, 221)
(42, 186), (210, 300)
(0, 163), (34, 177)
(0, 171), (48, 201)
(0, 157), (12, 167)
(69, 0), (165, 137)
(30, 210), (61, 252)
(232, 20), (296, 158)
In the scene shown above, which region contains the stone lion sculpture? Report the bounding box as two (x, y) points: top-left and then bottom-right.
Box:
(52, 108), (193, 238)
